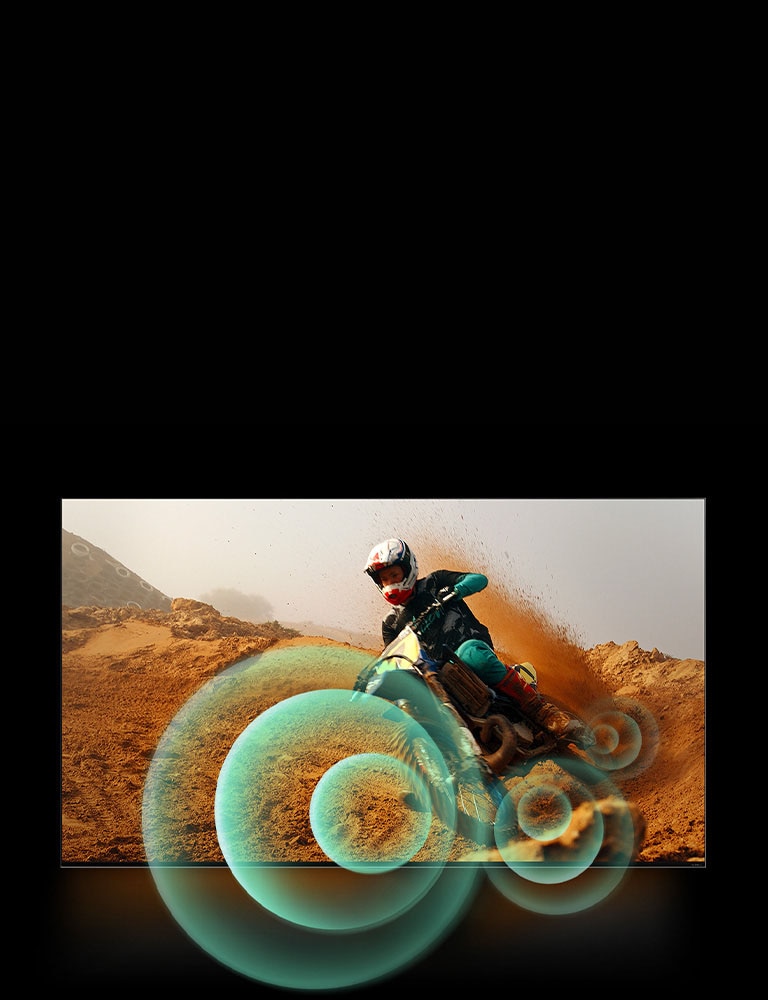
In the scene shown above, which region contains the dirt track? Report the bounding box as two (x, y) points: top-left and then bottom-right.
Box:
(61, 600), (704, 866)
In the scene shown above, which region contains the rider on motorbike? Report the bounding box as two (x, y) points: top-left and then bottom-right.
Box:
(364, 537), (590, 743)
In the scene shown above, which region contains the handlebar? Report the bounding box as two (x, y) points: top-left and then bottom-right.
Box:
(409, 591), (457, 635)
(352, 590), (458, 697)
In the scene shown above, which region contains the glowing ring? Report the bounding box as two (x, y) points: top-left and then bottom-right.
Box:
(148, 863), (483, 990)
(213, 688), (453, 931)
(494, 767), (602, 884)
(487, 858), (630, 916)
(309, 753), (432, 872)
(489, 754), (639, 911)
(585, 696), (659, 777)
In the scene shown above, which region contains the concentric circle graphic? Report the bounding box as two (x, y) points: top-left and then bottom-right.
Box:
(487, 857), (631, 916)
(516, 783), (573, 841)
(142, 645), (483, 989)
(489, 754), (639, 912)
(142, 644), (650, 987)
(493, 762), (603, 884)
(585, 696), (659, 777)
(309, 753), (432, 872)
(214, 688), (454, 931)
(147, 862), (484, 991)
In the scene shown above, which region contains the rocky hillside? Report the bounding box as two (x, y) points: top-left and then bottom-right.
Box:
(62, 528), (173, 611)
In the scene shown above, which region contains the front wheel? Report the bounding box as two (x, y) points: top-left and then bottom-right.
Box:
(387, 716), (506, 849)
(452, 764), (506, 846)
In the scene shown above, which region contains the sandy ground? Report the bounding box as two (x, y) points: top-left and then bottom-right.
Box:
(61, 599), (704, 866)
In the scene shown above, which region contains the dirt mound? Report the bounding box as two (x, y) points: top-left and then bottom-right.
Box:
(61, 599), (301, 863)
(585, 640), (705, 862)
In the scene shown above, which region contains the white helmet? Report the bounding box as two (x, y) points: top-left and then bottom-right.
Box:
(364, 538), (418, 606)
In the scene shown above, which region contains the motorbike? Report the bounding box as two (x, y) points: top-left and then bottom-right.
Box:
(351, 591), (597, 847)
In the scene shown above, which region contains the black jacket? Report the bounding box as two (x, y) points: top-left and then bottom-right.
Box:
(381, 570), (493, 660)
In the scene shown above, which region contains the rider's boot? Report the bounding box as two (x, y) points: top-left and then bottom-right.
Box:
(492, 666), (580, 740)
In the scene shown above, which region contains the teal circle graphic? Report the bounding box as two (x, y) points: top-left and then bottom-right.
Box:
(141, 642), (649, 986)
(585, 696), (659, 777)
(517, 784), (573, 841)
(592, 722), (620, 754)
(588, 713), (641, 769)
(487, 858), (630, 916)
(491, 754), (639, 908)
(214, 688), (453, 931)
(309, 753), (432, 872)
(143, 644), (484, 988)
(148, 862), (484, 991)
(494, 768), (602, 884)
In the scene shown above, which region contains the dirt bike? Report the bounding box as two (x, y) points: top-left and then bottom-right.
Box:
(351, 592), (597, 848)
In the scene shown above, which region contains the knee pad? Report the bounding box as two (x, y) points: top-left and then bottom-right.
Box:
(454, 639), (507, 685)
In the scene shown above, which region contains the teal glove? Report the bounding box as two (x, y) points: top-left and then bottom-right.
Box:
(453, 573), (488, 599)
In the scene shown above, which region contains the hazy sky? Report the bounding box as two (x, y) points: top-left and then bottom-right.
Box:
(61, 498), (705, 661)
